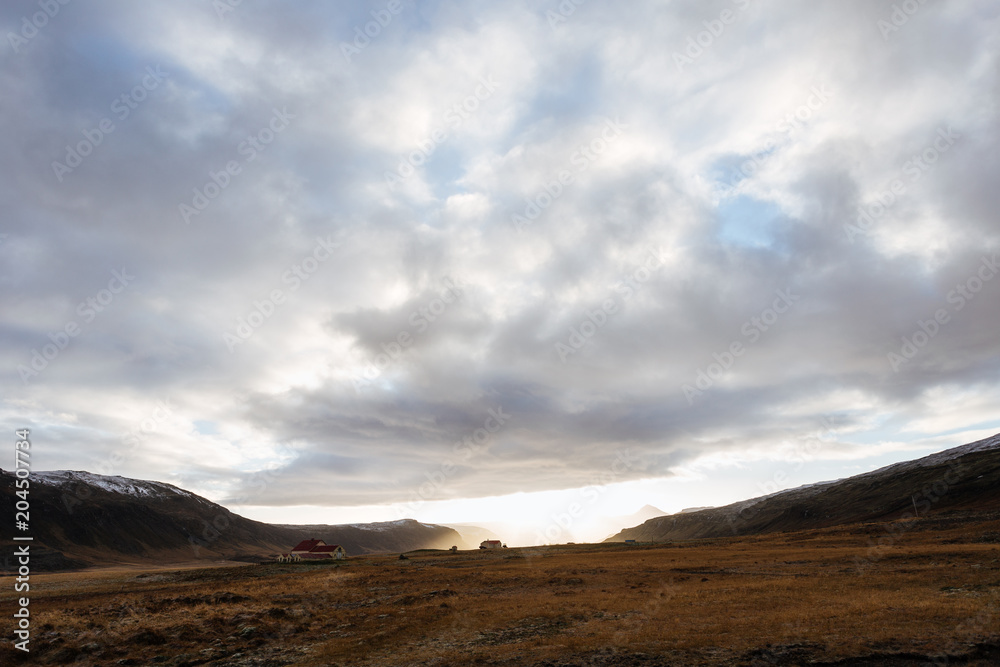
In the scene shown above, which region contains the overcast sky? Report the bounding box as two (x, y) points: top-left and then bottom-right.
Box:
(4, 0), (999, 543)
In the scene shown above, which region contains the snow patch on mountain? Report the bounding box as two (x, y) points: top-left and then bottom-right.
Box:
(32, 470), (196, 500)
(345, 519), (432, 531)
(843, 433), (1000, 482)
(722, 478), (841, 516)
(912, 432), (1000, 466)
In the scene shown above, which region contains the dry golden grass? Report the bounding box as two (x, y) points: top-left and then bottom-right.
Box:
(2, 517), (998, 666)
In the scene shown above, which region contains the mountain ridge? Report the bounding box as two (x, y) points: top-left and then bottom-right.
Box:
(607, 432), (1000, 543)
(0, 468), (469, 570)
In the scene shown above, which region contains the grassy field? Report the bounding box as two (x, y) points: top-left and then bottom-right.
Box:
(2, 515), (999, 666)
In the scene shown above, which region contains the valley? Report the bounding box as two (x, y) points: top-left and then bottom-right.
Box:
(2, 513), (998, 666)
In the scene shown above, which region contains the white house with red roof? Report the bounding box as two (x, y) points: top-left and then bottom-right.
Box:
(291, 538), (324, 554)
(277, 538), (347, 562)
(305, 544), (346, 559)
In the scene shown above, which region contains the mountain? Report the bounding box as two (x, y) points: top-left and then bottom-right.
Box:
(0, 469), (467, 570)
(0, 470), (297, 567)
(444, 523), (503, 547)
(597, 504), (668, 540)
(618, 503), (668, 523)
(607, 432), (1000, 543)
(275, 520), (467, 554)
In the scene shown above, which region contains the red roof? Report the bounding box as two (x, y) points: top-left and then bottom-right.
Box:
(309, 545), (343, 553)
(291, 539), (325, 552)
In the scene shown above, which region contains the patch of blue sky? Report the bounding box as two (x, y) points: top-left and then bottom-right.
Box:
(507, 55), (604, 144)
(69, 32), (231, 123)
(715, 195), (783, 248)
(59, 34), (150, 111)
(422, 143), (467, 199)
(814, 415), (998, 471)
(68, 33), (139, 75)
(194, 420), (218, 436)
(710, 145), (778, 196)
(931, 418), (1000, 440)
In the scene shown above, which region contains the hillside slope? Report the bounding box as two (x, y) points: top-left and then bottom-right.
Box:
(0, 469), (465, 569)
(607, 432), (1000, 543)
(275, 520), (467, 554)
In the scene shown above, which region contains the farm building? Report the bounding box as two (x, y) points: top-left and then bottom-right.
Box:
(278, 539), (347, 561)
(480, 540), (503, 549)
(291, 538), (325, 554)
(308, 544), (347, 559)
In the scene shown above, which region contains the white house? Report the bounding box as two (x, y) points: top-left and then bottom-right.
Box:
(278, 538), (347, 561)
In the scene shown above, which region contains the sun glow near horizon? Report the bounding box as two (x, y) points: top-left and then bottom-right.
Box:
(230, 431), (993, 546)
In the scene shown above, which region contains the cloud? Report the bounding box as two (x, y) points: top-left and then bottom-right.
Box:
(3, 0), (999, 514)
